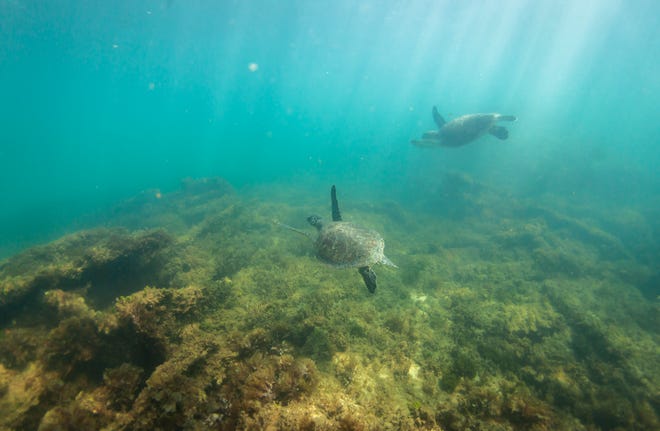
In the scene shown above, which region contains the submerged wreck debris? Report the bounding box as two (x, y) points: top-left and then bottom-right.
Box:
(0, 177), (658, 430)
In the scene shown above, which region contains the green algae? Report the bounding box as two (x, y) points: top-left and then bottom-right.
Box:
(0, 228), (174, 326)
(0, 176), (658, 430)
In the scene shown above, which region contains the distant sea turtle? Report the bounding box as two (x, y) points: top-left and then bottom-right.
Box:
(411, 106), (517, 148)
(280, 185), (396, 293)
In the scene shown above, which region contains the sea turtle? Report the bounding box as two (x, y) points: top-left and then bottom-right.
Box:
(411, 106), (517, 148)
(280, 185), (396, 293)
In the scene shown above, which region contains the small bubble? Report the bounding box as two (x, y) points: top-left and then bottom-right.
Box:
(248, 62), (259, 72)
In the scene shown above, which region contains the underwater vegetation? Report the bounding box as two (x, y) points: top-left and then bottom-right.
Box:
(0, 176), (658, 430)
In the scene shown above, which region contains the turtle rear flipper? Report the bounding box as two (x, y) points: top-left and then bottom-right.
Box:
(359, 266), (377, 293)
(489, 126), (509, 140)
(381, 255), (398, 268)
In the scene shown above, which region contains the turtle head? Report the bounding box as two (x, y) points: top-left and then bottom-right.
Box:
(307, 215), (323, 230)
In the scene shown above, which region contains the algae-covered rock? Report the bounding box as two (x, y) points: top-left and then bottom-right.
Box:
(124, 325), (224, 430)
(42, 289), (99, 323)
(435, 377), (571, 431)
(1, 177), (658, 430)
(44, 316), (104, 373)
(114, 285), (203, 341)
(0, 228), (174, 325)
(0, 362), (61, 430)
(103, 363), (144, 411)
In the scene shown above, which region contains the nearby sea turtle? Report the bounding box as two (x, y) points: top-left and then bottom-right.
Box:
(411, 106), (517, 148)
(280, 185), (396, 293)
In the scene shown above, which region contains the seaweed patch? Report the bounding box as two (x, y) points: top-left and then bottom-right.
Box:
(0, 177), (657, 430)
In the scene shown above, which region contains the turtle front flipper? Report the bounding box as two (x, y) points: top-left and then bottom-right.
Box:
(358, 266), (377, 293)
(331, 185), (342, 222)
(432, 106), (446, 128)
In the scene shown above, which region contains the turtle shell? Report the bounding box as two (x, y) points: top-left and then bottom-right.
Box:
(314, 222), (385, 268)
(439, 114), (497, 147)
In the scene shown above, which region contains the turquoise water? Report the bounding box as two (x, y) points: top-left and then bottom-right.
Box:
(1, 3), (659, 429)
(1, 0), (658, 257)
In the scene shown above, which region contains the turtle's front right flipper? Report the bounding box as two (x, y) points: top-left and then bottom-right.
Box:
(331, 185), (342, 222)
(358, 266), (377, 293)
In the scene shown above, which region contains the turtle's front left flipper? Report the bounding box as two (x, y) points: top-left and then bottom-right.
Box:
(358, 266), (377, 293)
(432, 106), (446, 128)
